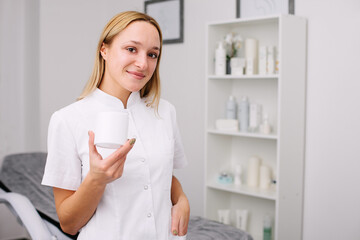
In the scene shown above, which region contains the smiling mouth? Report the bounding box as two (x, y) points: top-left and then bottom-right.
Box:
(127, 70), (145, 79)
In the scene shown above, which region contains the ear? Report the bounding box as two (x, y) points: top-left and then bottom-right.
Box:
(100, 43), (108, 60)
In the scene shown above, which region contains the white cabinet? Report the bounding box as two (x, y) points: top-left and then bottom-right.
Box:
(204, 15), (306, 240)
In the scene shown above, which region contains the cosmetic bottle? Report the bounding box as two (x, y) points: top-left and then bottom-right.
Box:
(260, 113), (271, 134)
(249, 103), (262, 132)
(263, 215), (272, 240)
(245, 38), (258, 75)
(259, 46), (267, 75)
(259, 165), (271, 190)
(267, 46), (275, 74)
(218, 209), (230, 225)
(247, 156), (260, 187)
(239, 96), (249, 132)
(234, 164), (242, 185)
(215, 42), (226, 75)
(235, 209), (249, 231)
(226, 95), (237, 119)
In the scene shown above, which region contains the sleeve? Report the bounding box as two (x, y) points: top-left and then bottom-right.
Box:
(41, 111), (82, 190)
(169, 104), (188, 169)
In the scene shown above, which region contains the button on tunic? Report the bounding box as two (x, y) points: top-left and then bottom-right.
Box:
(42, 89), (187, 240)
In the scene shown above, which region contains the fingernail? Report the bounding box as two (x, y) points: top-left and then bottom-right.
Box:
(129, 138), (136, 145)
(173, 230), (178, 235)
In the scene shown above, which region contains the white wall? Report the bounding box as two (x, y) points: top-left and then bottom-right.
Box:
(0, 0), (40, 164)
(0, 0), (40, 238)
(1, 0), (360, 239)
(297, 0), (360, 239)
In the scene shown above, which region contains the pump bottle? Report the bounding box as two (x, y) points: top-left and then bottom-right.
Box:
(226, 95), (237, 119)
(239, 96), (249, 132)
(215, 42), (226, 75)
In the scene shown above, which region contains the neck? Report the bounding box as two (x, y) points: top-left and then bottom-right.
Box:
(98, 81), (131, 108)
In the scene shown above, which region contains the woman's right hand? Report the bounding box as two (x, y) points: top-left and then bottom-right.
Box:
(87, 131), (136, 186)
(53, 132), (135, 234)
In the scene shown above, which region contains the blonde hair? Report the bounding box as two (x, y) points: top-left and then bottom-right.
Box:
(78, 11), (163, 110)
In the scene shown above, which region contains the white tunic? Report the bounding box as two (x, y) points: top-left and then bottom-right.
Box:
(42, 88), (187, 240)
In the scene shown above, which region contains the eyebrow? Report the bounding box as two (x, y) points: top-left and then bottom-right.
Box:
(127, 40), (160, 51)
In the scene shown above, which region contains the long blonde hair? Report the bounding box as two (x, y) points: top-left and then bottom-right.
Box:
(78, 11), (163, 110)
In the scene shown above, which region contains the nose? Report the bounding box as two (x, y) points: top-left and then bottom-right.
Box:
(135, 53), (148, 70)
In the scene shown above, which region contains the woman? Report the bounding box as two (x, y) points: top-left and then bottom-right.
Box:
(42, 11), (190, 240)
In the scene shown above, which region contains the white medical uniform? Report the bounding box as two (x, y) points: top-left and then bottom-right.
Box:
(42, 88), (187, 240)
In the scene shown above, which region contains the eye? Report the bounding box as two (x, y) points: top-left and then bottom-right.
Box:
(148, 53), (158, 59)
(127, 47), (136, 53)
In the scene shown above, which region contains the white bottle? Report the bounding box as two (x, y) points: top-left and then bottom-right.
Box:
(215, 42), (226, 75)
(235, 209), (249, 231)
(267, 46), (275, 74)
(234, 164), (243, 185)
(226, 95), (237, 119)
(245, 38), (258, 75)
(218, 209), (230, 224)
(239, 96), (249, 132)
(247, 156), (260, 187)
(260, 113), (272, 134)
(259, 46), (267, 75)
(259, 165), (271, 189)
(249, 103), (262, 132)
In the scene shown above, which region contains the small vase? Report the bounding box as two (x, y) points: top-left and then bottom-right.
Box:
(226, 58), (231, 75)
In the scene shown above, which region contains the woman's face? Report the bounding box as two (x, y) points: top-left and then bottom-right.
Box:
(100, 21), (160, 96)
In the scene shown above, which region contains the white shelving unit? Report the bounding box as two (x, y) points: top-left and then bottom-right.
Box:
(204, 15), (306, 240)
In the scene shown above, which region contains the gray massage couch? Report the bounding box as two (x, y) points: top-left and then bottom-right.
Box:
(0, 152), (253, 240)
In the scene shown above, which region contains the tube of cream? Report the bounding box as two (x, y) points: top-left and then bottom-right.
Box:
(236, 209), (249, 231)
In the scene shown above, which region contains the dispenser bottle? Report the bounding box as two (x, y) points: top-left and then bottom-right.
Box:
(215, 42), (226, 75)
(239, 96), (249, 132)
(226, 95), (237, 119)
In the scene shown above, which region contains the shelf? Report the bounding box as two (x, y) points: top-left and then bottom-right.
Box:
(207, 129), (278, 140)
(208, 74), (278, 80)
(207, 181), (277, 201)
(205, 15), (306, 240)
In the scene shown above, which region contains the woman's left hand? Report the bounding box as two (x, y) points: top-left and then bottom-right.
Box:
(171, 194), (190, 236)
